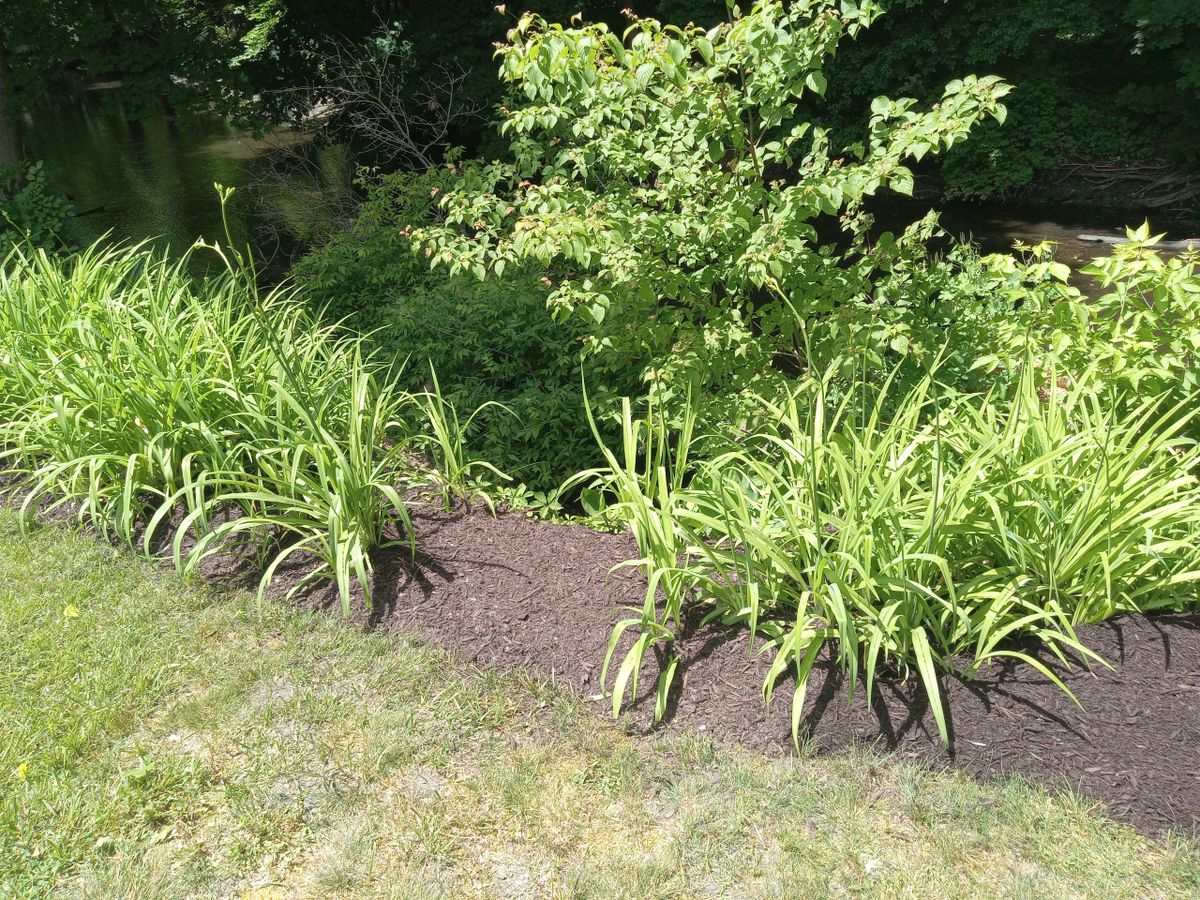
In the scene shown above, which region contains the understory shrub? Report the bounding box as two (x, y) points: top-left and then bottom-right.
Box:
(0, 239), (414, 610)
(1, 161), (74, 249)
(292, 166), (637, 490)
(978, 226), (1200, 404)
(584, 357), (1200, 743)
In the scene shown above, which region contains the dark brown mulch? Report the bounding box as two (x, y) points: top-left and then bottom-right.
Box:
(274, 503), (1200, 837)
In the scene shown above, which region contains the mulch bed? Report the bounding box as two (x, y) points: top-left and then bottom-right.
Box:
(274, 503), (1200, 837)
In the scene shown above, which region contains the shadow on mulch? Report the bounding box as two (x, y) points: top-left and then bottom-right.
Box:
(8, 480), (1198, 837)
(265, 503), (1200, 838)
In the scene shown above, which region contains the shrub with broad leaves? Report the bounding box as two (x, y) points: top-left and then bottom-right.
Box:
(417, 0), (1010, 406)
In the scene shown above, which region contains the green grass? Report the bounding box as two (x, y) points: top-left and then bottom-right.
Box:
(2, 512), (1198, 898)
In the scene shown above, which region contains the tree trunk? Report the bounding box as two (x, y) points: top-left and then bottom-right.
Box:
(0, 38), (23, 168)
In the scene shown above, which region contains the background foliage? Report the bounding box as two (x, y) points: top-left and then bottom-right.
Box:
(372, 0), (1200, 202)
(292, 166), (638, 490)
(819, 0), (1200, 200)
(3, 1), (1195, 203)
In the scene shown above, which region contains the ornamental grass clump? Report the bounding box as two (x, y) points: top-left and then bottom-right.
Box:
(588, 359), (1200, 743)
(566, 392), (701, 722)
(0, 239), (413, 611)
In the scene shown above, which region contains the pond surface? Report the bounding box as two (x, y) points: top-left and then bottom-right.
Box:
(24, 92), (1198, 275)
(24, 89), (309, 271)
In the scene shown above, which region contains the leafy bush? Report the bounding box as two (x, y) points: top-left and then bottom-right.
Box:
(0, 239), (413, 610)
(1, 161), (74, 249)
(417, 0), (1009, 408)
(810, 229), (1200, 424)
(585, 357), (1200, 742)
(1076, 234), (1200, 396)
(975, 227), (1200, 404)
(292, 166), (638, 489)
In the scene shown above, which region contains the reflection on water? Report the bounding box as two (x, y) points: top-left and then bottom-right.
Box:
(24, 90), (306, 270)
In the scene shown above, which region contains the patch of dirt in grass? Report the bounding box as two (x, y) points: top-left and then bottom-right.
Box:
(279, 503), (1200, 838)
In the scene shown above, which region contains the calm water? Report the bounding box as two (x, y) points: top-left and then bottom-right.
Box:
(24, 90), (306, 270)
(23, 92), (1197, 274)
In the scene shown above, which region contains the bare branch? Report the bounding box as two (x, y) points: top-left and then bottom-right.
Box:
(312, 29), (483, 170)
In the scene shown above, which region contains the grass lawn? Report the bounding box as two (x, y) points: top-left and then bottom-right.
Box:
(2, 511), (1198, 899)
